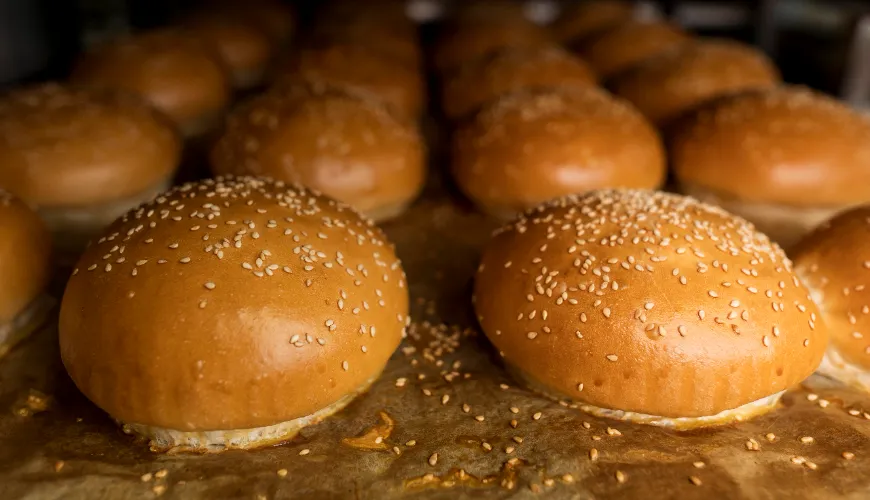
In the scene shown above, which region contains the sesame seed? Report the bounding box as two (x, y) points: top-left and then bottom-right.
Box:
(428, 453), (438, 466)
(689, 476), (702, 486)
(204, 282), (216, 290)
(299, 449), (310, 456)
(606, 354), (618, 362)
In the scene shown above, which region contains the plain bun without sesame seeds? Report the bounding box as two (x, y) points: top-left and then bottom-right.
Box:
(793, 206), (870, 392)
(210, 82), (426, 222)
(672, 86), (870, 250)
(0, 83), (181, 249)
(59, 176), (410, 452)
(71, 28), (231, 138)
(0, 190), (52, 356)
(451, 87), (665, 219)
(611, 39), (780, 127)
(473, 189), (827, 428)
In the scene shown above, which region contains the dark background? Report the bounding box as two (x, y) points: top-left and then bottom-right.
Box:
(3, 0), (870, 100)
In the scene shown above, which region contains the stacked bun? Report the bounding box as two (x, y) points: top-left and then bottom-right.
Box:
(0, 83), (181, 248)
(0, 190), (52, 356)
(671, 86), (870, 248)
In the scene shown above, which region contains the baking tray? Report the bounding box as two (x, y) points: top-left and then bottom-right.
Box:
(2, 181), (870, 500)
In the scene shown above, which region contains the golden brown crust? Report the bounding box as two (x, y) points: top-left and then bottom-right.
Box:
(474, 190), (826, 418)
(441, 47), (597, 121)
(612, 40), (780, 126)
(434, 20), (555, 74)
(793, 206), (870, 371)
(183, 14), (273, 89)
(272, 43), (425, 118)
(71, 28), (232, 135)
(210, 83), (426, 221)
(672, 86), (870, 207)
(59, 176), (409, 432)
(452, 88), (665, 217)
(0, 191), (51, 325)
(0, 83), (181, 207)
(551, 0), (634, 44)
(580, 21), (691, 79)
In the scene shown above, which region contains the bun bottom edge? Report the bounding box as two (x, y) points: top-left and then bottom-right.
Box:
(0, 294), (54, 358)
(364, 199), (415, 222)
(818, 346), (870, 393)
(39, 178), (173, 256)
(680, 182), (852, 251)
(507, 364), (784, 430)
(119, 375), (377, 453)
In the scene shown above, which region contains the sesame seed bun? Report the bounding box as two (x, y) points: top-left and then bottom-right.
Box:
(0, 83), (181, 247)
(793, 206), (870, 392)
(580, 21), (692, 79)
(474, 190), (826, 426)
(71, 28), (232, 137)
(434, 20), (555, 74)
(441, 47), (597, 121)
(551, 0), (634, 45)
(210, 83), (426, 221)
(272, 42), (425, 118)
(183, 14), (274, 89)
(611, 40), (780, 127)
(672, 86), (870, 249)
(0, 190), (52, 356)
(59, 176), (409, 452)
(452, 88), (665, 219)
